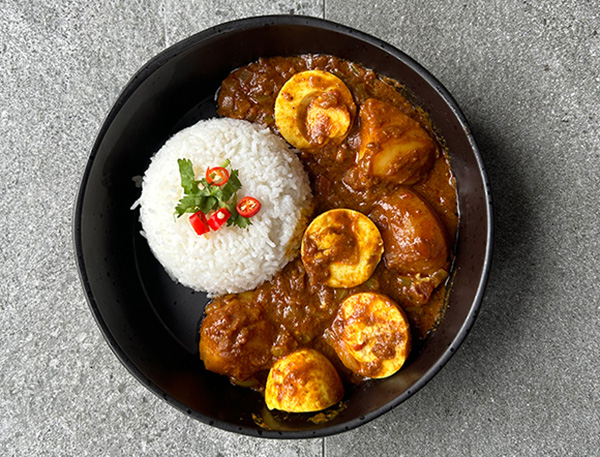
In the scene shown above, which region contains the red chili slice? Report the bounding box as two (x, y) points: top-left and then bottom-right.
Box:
(236, 196), (261, 218)
(206, 166), (229, 186)
(207, 208), (231, 231)
(189, 211), (210, 235)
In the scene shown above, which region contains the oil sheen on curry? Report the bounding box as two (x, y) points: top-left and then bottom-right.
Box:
(200, 54), (458, 413)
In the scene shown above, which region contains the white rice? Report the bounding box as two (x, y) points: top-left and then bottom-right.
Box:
(137, 118), (313, 296)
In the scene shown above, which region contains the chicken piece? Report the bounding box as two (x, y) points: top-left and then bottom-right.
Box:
(275, 70), (356, 150)
(328, 292), (411, 379)
(199, 298), (276, 383)
(358, 98), (435, 185)
(265, 349), (344, 412)
(369, 188), (450, 276)
(301, 209), (384, 288)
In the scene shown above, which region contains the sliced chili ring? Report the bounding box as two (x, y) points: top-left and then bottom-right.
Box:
(206, 166), (230, 186)
(189, 211), (210, 235)
(236, 196), (261, 218)
(207, 207), (231, 231)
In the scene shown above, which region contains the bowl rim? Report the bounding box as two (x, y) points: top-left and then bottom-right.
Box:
(73, 14), (493, 439)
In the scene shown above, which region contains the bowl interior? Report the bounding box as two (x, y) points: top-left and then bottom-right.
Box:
(75, 16), (492, 438)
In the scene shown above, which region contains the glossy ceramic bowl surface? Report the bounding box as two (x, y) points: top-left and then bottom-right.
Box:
(74, 15), (493, 438)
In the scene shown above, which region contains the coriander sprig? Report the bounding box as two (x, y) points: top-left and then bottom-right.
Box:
(175, 158), (252, 229)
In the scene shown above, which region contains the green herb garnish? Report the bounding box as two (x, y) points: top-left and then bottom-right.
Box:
(175, 158), (253, 229)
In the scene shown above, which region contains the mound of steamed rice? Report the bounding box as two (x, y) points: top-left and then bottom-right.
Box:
(137, 118), (313, 296)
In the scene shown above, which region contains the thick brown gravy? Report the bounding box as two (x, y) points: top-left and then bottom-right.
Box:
(201, 54), (458, 387)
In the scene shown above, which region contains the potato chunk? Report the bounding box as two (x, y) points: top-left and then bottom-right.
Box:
(369, 188), (449, 276)
(199, 298), (276, 383)
(275, 70), (356, 150)
(329, 292), (411, 379)
(358, 98), (435, 185)
(265, 349), (344, 412)
(301, 209), (384, 288)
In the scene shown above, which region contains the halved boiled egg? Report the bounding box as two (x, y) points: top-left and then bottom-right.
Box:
(275, 70), (356, 150)
(301, 208), (384, 288)
(358, 98), (436, 185)
(329, 292), (411, 379)
(265, 348), (344, 413)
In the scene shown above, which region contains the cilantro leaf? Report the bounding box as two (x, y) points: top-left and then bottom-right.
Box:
(227, 169), (242, 191)
(174, 194), (199, 217)
(177, 159), (198, 194)
(231, 215), (252, 229)
(198, 196), (218, 214)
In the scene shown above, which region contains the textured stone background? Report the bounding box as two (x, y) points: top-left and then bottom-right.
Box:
(1, 0), (598, 455)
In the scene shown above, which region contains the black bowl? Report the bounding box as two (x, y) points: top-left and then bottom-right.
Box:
(74, 15), (492, 438)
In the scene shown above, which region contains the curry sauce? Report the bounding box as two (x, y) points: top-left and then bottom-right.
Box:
(203, 54), (458, 388)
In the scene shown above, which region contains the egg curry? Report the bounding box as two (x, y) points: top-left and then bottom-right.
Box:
(200, 54), (458, 414)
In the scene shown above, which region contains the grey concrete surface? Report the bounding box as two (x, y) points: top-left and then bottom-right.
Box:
(0, 0), (598, 456)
